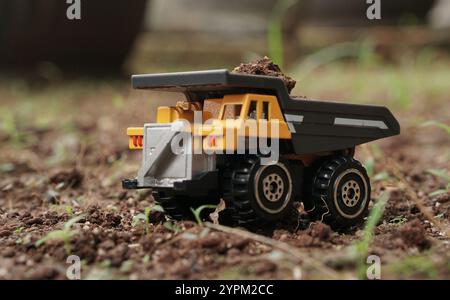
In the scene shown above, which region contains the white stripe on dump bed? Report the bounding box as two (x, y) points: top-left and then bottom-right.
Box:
(287, 122), (296, 133)
(284, 114), (304, 123)
(334, 117), (388, 130)
(284, 114), (304, 133)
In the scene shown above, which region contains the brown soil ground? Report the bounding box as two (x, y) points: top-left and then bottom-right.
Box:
(0, 66), (449, 279)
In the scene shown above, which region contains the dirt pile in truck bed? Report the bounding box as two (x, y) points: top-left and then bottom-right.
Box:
(232, 56), (296, 94)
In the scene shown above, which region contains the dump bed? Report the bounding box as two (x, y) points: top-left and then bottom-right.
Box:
(132, 70), (400, 154)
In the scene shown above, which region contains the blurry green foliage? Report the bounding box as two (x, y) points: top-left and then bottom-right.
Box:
(268, 0), (299, 68)
(390, 255), (438, 279)
(426, 168), (450, 197)
(423, 121), (450, 136)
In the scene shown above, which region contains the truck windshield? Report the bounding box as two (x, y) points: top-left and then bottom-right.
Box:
(221, 104), (242, 120)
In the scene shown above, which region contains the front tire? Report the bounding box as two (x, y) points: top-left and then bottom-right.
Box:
(309, 156), (371, 230)
(153, 192), (189, 220)
(222, 156), (297, 226)
(153, 192), (219, 221)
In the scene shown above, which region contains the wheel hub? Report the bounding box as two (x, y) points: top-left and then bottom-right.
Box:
(341, 179), (360, 207)
(262, 173), (284, 202)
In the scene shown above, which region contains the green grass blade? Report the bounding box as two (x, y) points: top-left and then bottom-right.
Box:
(64, 214), (86, 230)
(422, 121), (450, 135)
(426, 169), (450, 183)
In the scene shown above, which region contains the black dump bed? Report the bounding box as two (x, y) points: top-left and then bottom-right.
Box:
(132, 70), (400, 154)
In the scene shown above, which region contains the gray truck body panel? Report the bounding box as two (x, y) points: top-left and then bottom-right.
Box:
(137, 121), (215, 188)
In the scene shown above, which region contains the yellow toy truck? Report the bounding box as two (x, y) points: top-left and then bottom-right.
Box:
(123, 70), (400, 229)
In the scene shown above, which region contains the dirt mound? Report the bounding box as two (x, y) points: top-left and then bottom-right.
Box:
(86, 205), (122, 228)
(287, 221), (333, 247)
(382, 188), (415, 221)
(232, 56), (296, 93)
(435, 192), (450, 204)
(307, 221), (332, 241)
(49, 168), (83, 189)
(397, 219), (431, 250)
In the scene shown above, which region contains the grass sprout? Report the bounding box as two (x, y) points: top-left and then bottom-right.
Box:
(163, 221), (182, 234)
(426, 168), (450, 197)
(191, 205), (218, 226)
(422, 120), (450, 135)
(35, 214), (86, 255)
(132, 205), (164, 234)
(351, 192), (388, 278)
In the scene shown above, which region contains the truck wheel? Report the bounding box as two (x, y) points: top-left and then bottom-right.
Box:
(310, 156), (370, 229)
(153, 192), (189, 220)
(153, 192), (219, 221)
(222, 156), (296, 226)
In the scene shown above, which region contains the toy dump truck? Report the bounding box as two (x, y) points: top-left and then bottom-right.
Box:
(123, 70), (400, 229)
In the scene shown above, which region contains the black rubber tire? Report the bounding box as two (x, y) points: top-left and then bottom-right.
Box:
(153, 192), (188, 220)
(153, 192), (219, 221)
(302, 157), (328, 212)
(222, 155), (297, 227)
(309, 156), (371, 230)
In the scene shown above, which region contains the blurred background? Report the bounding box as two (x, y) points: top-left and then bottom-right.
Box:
(1, 0), (448, 73)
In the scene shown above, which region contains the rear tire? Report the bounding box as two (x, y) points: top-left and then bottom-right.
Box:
(308, 156), (371, 230)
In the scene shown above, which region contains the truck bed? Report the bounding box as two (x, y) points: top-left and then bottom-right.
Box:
(282, 98), (400, 154)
